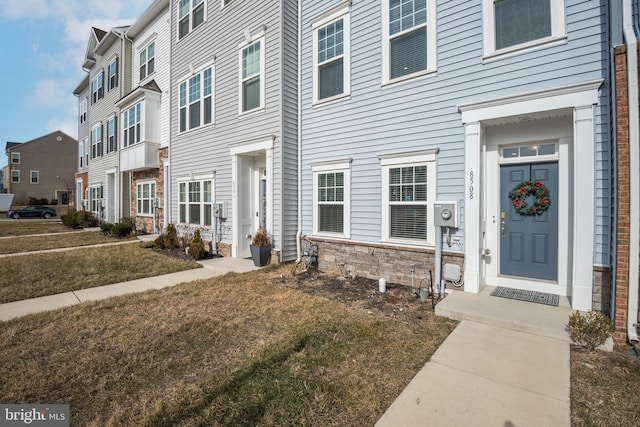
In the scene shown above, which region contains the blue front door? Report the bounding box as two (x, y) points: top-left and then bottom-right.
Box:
(500, 162), (558, 281)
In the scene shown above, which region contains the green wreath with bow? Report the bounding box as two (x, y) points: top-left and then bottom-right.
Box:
(508, 180), (551, 216)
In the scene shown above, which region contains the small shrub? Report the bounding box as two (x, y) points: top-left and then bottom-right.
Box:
(100, 223), (113, 234)
(111, 222), (133, 238)
(251, 227), (271, 247)
(28, 197), (39, 206)
(120, 216), (136, 230)
(154, 234), (166, 249)
(165, 223), (178, 248)
(568, 311), (613, 351)
(187, 229), (206, 260)
(50, 199), (58, 205)
(61, 210), (97, 229)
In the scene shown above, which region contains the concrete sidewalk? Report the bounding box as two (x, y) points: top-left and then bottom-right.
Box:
(0, 256), (260, 322)
(376, 286), (575, 427)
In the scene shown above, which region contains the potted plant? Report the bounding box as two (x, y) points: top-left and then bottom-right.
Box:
(250, 227), (271, 267)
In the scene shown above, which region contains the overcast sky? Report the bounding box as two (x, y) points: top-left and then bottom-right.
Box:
(0, 0), (151, 168)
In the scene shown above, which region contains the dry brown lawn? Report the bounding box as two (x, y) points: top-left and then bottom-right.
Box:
(0, 220), (70, 236)
(0, 231), (124, 254)
(0, 266), (457, 426)
(0, 244), (201, 303)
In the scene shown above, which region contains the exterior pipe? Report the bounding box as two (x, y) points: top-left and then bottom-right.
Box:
(622, 0), (640, 344)
(435, 226), (442, 297)
(295, 0), (303, 262)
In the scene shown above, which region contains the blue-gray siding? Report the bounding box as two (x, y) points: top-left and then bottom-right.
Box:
(300, 0), (611, 265)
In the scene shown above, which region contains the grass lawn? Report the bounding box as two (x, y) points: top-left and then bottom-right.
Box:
(571, 346), (640, 426)
(0, 244), (201, 303)
(0, 220), (71, 237)
(0, 267), (458, 426)
(0, 231), (125, 254)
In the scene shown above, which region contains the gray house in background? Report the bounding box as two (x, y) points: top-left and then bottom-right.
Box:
(168, 0), (298, 261)
(3, 131), (78, 205)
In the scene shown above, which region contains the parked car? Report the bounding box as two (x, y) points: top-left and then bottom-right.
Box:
(7, 205), (57, 219)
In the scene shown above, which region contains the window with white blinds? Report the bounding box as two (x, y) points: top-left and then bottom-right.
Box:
(383, 0), (436, 83)
(483, 0), (564, 56)
(312, 159), (351, 238)
(381, 150), (436, 244)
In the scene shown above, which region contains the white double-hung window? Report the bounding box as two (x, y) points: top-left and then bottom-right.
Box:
(122, 103), (141, 147)
(382, 0), (436, 83)
(311, 2), (350, 103)
(90, 124), (103, 159)
(179, 65), (213, 132)
(139, 42), (155, 81)
(380, 150), (436, 245)
(483, 0), (566, 57)
(107, 115), (117, 153)
(179, 179), (213, 226)
(312, 159), (351, 238)
(239, 33), (264, 113)
(178, 0), (205, 39)
(137, 182), (156, 216)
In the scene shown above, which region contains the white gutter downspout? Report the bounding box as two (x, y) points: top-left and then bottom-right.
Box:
(622, 0), (640, 344)
(295, 0), (303, 262)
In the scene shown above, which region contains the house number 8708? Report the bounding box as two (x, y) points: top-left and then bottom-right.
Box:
(469, 171), (474, 199)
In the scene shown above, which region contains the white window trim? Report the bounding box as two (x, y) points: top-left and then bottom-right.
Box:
(136, 181), (156, 217)
(79, 99), (87, 124)
(177, 0), (207, 41)
(11, 170), (20, 183)
(482, 0), (566, 59)
(311, 158), (352, 239)
(139, 40), (156, 82)
(30, 170), (39, 184)
(238, 31), (266, 116)
(90, 123), (103, 159)
(178, 61), (215, 133)
(11, 152), (20, 164)
(91, 71), (104, 104)
(107, 56), (119, 92)
(380, 149), (437, 246)
(107, 114), (118, 153)
(176, 176), (215, 226)
(220, 0), (236, 8)
(381, 0), (437, 85)
(311, 1), (351, 105)
(122, 103), (143, 147)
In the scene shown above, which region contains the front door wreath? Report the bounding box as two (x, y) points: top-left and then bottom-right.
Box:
(508, 180), (551, 215)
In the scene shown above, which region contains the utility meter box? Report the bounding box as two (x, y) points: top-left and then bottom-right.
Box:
(433, 201), (458, 228)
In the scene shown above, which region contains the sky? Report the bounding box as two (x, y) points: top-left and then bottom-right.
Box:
(0, 0), (152, 169)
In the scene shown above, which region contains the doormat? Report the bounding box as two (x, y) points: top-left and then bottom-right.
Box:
(490, 287), (559, 306)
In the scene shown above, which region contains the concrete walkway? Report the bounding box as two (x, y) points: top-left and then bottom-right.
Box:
(376, 286), (576, 427)
(0, 241), (260, 322)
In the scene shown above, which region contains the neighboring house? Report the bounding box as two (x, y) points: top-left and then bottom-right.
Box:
(300, 0), (610, 313)
(80, 26), (132, 223)
(116, 0), (170, 234)
(612, 1), (640, 346)
(73, 74), (90, 212)
(168, 0), (298, 261)
(3, 131), (78, 205)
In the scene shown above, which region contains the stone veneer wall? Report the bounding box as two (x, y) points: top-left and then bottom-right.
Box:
(131, 147), (168, 234)
(306, 237), (464, 289)
(592, 266), (611, 315)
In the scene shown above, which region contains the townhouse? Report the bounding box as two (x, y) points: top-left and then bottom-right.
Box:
(73, 75), (90, 211)
(116, 0), (171, 234)
(299, 0), (611, 314)
(80, 26), (133, 223)
(168, 0), (298, 261)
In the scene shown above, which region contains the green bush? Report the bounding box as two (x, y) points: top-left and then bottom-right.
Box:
(187, 229), (206, 260)
(120, 216), (136, 230)
(568, 311), (613, 351)
(61, 211), (97, 229)
(154, 224), (178, 249)
(111, 222), (133, 238)
(100, 223), (113, 234)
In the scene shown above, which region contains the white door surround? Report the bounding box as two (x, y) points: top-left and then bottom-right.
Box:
(458, 80), (603, 311)
(229, 136), (274, 258)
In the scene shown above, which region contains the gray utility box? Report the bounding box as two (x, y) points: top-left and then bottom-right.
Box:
(433, 201), (458, 228)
